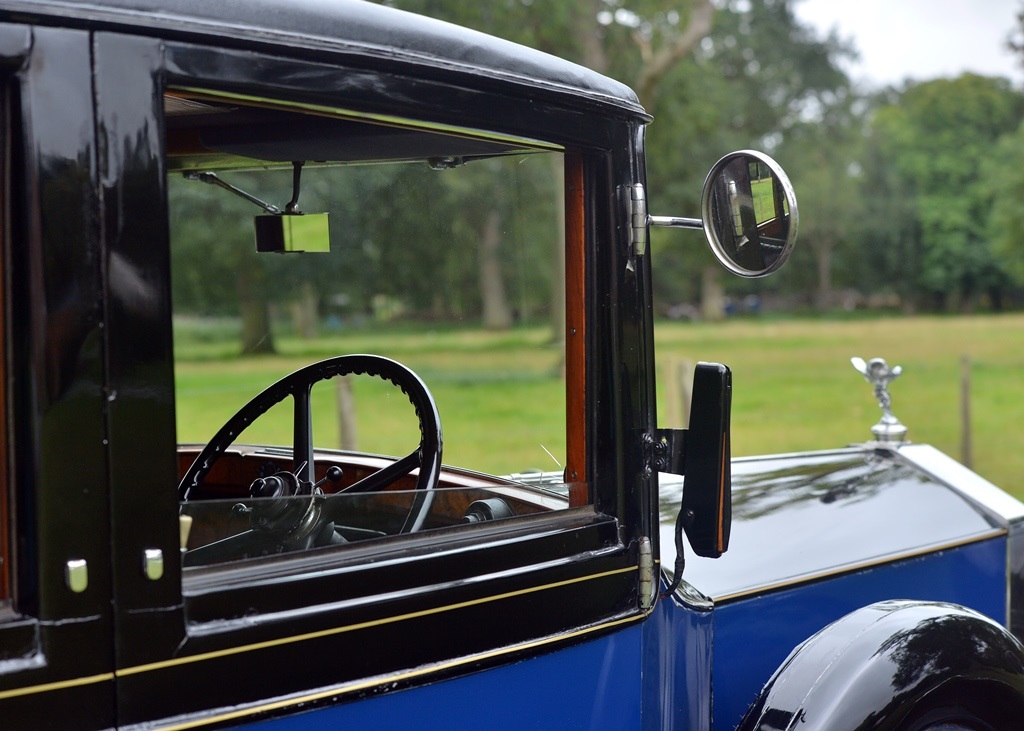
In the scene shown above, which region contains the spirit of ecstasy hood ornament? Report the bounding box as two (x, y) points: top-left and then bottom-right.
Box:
(851, 357), (908, 444)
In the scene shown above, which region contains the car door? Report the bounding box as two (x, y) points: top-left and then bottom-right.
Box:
(97, 30), (648, 729)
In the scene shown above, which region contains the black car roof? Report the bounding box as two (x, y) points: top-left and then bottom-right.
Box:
(1, 0), (646, 118)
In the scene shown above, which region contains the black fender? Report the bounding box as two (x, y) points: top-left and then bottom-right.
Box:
(738, 600), (1024, 731)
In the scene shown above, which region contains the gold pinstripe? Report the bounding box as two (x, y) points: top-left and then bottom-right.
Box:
(0, 672), (114, 701)
(119, 564), (635, 676)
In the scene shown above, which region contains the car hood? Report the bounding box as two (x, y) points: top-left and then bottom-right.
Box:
(659, 444), (1024, 604)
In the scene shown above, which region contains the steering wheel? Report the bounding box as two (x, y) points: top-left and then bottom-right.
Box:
(179, 354), (442, 561)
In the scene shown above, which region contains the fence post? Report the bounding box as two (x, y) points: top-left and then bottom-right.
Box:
(663, 357), (694, 427)
(960, 354), (972, 469)
(337, 375), (358, 451)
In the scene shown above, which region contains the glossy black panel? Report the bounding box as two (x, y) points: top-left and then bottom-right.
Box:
(94, 31), (186, 673)
(0, 0), (644, 117)
(0, 25), (113, 729)
(162, 42), (622, 155)
(661, 448), (1001, 601)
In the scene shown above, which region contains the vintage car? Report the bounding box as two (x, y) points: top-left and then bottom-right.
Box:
(0, 0), (1022, 729)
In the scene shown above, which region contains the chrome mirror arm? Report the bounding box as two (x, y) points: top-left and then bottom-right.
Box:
(648, 215), (702, 230)
(184, 171), (282, 214)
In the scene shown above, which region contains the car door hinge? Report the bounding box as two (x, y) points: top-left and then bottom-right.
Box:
(638, 536), (655, 610)
(620, 183), (648, 256)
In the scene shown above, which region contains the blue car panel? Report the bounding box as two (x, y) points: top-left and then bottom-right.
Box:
(245, 624), (645, 731)
(711, 536), (1008, 730)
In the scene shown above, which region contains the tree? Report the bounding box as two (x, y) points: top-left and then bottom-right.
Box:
(168, 173), (277, 354)
(984, 119), (1024, 290)
(382, 0), (855, 318)
(777, 90), (865, 309)
(863, 74), (1024, 310)
(643, 0), (855, 314)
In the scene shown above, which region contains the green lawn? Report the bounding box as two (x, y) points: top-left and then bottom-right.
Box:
(654, 314), (1024, 498)
(174, 326), (567, 475)
(174, 313), (1024, 499)
(750, 176), (777, 222)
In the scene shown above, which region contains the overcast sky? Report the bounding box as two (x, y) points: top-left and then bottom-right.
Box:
(793, 0), (1023, 88)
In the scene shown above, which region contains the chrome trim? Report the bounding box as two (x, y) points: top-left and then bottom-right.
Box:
(619, 184), (648, 256)
(897, 443), (1024, 524)
(648, 215), (702, 230)
(881, 442), (1024, 636)
(734, 446), (864, 464)
(143, 548), (165, 581)
(699, 149), (798, 278)
(667, 576), (713, 611)
(851, 356), (907, 443)
(638, 537), (654, 610)
(64, 559), (88, 593)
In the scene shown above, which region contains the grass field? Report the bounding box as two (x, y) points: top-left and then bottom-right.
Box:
(174, 313), (1024, 499)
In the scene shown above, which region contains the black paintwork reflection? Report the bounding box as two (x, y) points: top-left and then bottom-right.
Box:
(740, 601), (1024, 730)
(868, 613), (1024, 726)
(880, 612), (1022, 691)
(660, 450), (1001, 601)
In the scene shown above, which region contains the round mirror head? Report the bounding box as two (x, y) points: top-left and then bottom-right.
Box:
(700, 150), (798, 278)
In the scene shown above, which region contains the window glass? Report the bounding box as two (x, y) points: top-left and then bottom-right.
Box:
(166, 91), (580, 568)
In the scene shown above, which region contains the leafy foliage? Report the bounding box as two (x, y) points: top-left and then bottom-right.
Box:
(170, 0), (1024, 342)
(863, 75), (1024, 310)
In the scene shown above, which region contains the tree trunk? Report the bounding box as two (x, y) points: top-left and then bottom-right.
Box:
(814, 236), (833, 310)
(579, 0), (609, 72)
(336, 376), (357, 451)
(633, 0), (714, 109)
(290, 281), (319, 339)
(700, 265), (725, 321)
(479, 208), (512, 330)
(237, 255), (275, 354)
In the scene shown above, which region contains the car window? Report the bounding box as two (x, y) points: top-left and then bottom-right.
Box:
(165, 90), (584, 569)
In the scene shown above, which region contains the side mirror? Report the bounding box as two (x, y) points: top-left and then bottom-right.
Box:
(702, 150), (797, 277)
(650, 149), (798, 278)
(680, 362), (732, 558)
(657, 362), (732, 559)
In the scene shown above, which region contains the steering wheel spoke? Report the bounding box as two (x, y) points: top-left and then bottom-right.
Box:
(340, 450), (421, 495)
(292, 385), (315, 485)
(179, 355), (443, 560)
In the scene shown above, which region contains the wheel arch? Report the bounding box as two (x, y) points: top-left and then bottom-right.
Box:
(737, 600), (1024, 731)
